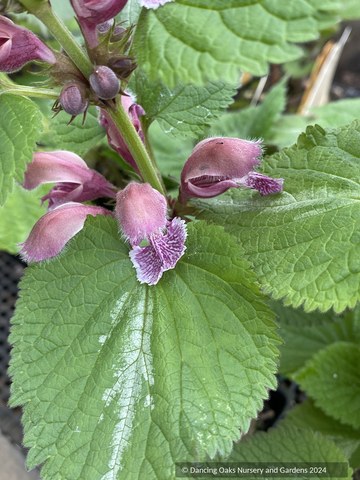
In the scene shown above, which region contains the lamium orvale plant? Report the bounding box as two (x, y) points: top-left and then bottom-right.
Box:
(0, 0), (358, 479)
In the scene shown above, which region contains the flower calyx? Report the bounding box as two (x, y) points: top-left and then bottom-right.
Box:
(86, 20), (137, 83)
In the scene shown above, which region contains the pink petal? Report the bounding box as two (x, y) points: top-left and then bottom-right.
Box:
(116, 183), (167, 246)
(183, 176), (240, 201)
(181, 137), (262, 201)
(0, 37), (12, 64)
(22, 151), (91, 190)
(241, 172), (284, 195)
(22, 151), (116, 207)
(19, 203), (114, 262)
(0, 15), (55, 72)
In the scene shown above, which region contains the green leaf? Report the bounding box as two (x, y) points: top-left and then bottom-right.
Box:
(196, 121), (360, 313)
(40, 106), (106, 157)
(268, 300), (338, 327)
(135, 71), (237, 138)
(295, 342), (360, 429)
(340, 0), (360, 19)
(117, 0), (143, 25)
(0, 94), (43, 205)
(0, 183), (50, 255)
(269, 98), (360, 148)
(210, 77), (287, 140)
(281, 399), (360, 468)
(133, 0), (339, 87)
(149, 120), (194, 178)
(10, 217), (280, 479)
(275, 307), (360, 375)
(225, 425), (352, 479)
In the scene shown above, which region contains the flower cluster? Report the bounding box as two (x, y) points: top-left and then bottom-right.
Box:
(3, 0), (284, 287)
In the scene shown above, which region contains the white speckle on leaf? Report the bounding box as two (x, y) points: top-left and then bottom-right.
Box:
(101, 290), (154, 479)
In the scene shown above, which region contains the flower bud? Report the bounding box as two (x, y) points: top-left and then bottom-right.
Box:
(97, 21), (126, 37)
(89, 65), (120, 100)
(59, 82), (89, 116)
(180, 137), (283, 203)
(0, 15), (55, 73)
(108, 56), (136, 79)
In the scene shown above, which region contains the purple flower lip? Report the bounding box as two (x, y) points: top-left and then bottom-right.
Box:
(19, 202), (114, 262)
(180, 137), (283, 202)
(0, 15), (55, 73)
(21, 150), (116, 210)
(116, 183), (187, 285)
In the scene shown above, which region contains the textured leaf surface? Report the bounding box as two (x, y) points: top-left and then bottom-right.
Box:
(196, 121), (360, 313)
(282, 400), (360, 468)
(268, 300), (338, 327)
(210, 78), (287, 140)
(149, 121), (194, 178)
(226, 425), (352, 479)
(0, 94), (42, 205)
(135, 71), (236, 138)
(276, 311), (360, 376)
(0, 183), (50, 254)
(269, 98), (360, 148)
(10, 217), (280, 479)
(295, 342), (360, 428)
(117, 0), (143, 24)
(133, 0), (339, 87)
(41, 106), (106, 157)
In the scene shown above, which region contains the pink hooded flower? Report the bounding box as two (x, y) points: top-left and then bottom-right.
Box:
(70, 0), (128, 47)
(22, 151), (116, 210)
(19, 202), (113, 262)
(138, 0), (175, 8)
(99, 94), (145, 175)
(180, 137), (283, 203)
(0, 15), (55, 72)
(116, 183), (187, 285)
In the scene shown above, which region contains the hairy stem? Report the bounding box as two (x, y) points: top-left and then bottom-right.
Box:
(0, 75), (59, 99)
(106, 103), (166, 196)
